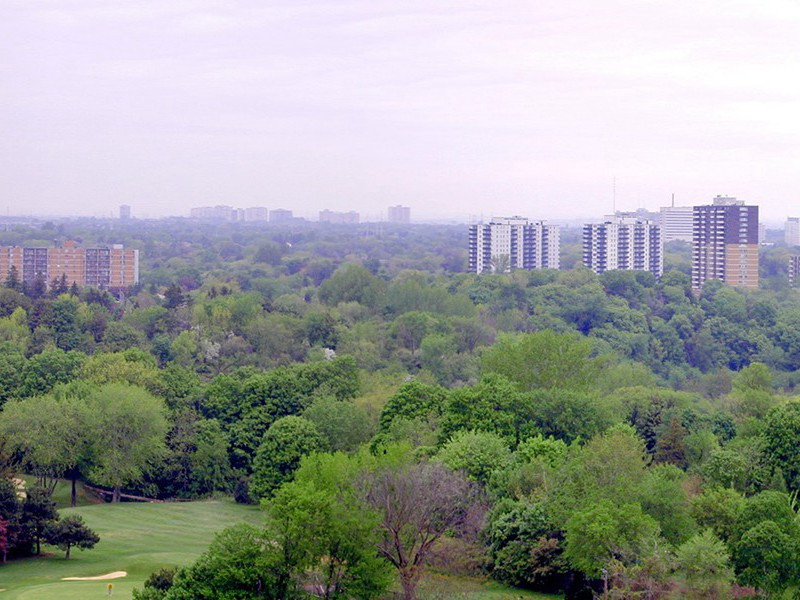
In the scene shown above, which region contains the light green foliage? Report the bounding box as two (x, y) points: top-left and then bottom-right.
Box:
(390, 311), (438, 354)
(0, 393), (86, 493)
(700, 448), (748, 490)
(19, 349), (86, 398)
(563, 499), (660, 577)
(318, 264), (385, 309)
(481, 331), (602, 391)
(637, 464), (696, 545)
(0, 307), (30, 352)
(674, 530), (734, 598)
(438, 430), (512, 485)
(267, 453), (393, 599)
(249, 416), (325, 500)
(549, 425), (649, 524)
(732, 362), (772, 392)
(763, 400), (800, 490)
(0, 343), (26, 405)
(78, 349), (160, 389)
(83, 383), (168, 500)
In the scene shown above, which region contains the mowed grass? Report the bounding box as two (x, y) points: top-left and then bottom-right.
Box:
(0, 482), (559, 599)
(0, 499), (263, 600)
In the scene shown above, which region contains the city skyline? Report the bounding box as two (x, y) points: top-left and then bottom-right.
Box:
(3, 2), (800, 222)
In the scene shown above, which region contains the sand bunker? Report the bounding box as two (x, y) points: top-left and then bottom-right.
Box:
(62, 571), (128, 581)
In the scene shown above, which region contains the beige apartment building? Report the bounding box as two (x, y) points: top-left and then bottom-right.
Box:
(0, 240), (139, 289)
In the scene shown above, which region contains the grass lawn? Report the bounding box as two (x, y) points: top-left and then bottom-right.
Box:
(0, 498), (263, 599)
(0, 482), (560, 599)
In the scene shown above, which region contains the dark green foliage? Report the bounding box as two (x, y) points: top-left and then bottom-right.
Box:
(19, 349), (85, 398)
(378, 381), (448, 433)
(440, 374), (536, 446)
(249, 416), (325, 500)
(21, 486), (57, 555)
(44, 514), (99, 558)
(487, 501), (563, 590)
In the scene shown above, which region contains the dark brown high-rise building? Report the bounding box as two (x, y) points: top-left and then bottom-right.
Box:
(692, 197), (759, 290)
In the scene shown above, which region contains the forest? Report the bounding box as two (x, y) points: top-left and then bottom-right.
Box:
(2, 218), (800, 599)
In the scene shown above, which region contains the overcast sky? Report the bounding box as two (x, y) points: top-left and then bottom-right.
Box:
(2, 0), (800, 222)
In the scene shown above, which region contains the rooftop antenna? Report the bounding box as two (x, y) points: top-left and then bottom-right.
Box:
(671, 193), (675, 208)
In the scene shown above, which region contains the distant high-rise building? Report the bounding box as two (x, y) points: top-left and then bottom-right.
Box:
(319, 210), (359, 224)
(692, 199), (759, 290)
(759, 222), (767, 245)
(269, 208), (293, 223)
(0, 240), (138, 289)
(244, 207), (269, 222)
(583, 217), (663, 277)
(190, 205), (237, 221)
(787, 218), (800, 246)
(790, 255), (800, 287)
(119, 204), (131, 220)
(387, 205), (411, 223)
(468, 217), (559, 273)
(660, 206), (693, 242)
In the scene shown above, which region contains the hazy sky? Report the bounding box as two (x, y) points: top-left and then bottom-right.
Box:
(2, 1), (800, 222)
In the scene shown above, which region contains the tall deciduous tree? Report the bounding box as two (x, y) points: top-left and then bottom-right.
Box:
(481, 330), (603, 391)
(361, 461), (486, 600)
(84, 383), (168, 502)
(0, 394), (87, 501)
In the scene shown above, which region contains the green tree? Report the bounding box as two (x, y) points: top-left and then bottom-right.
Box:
(45, 514), (99, 558)
(318, 264), (385, 310)
(481, 330), (603, 391)
(249, 416), (324, 500)
(303, 397), (372, 453)
(165, 524), (278, 599)
(732, 520), (799, 594)
(763, 400), (800, 490)
(268, 453), (392, 599)
(378, 382), (448, 433)
(440, 374), (536, 445)
(674, 530), (734, 599)
(563, 499), (660, 578)
(0, 394), (87, 502)
(437, 430), (511, 485)
(19, 349), (85, 398)
(21, 486), (57, 555)
(84, 383), (168, 502)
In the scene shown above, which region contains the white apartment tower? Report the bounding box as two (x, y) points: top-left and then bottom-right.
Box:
(387, 205), (411, 223)
(786, 218), (800, 246)
(660, 206), (693, 242)
(469, 217), (560, 273)
(583, 217), (663, 277)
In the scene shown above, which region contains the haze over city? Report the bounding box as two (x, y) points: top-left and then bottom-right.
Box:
(3, 0), (800, 221)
